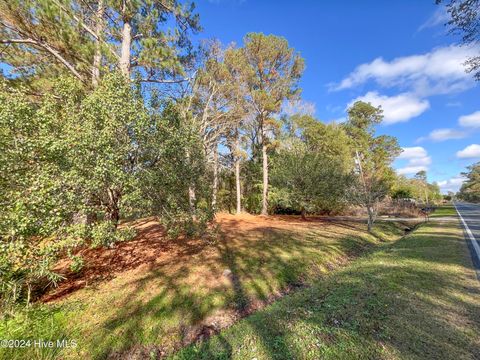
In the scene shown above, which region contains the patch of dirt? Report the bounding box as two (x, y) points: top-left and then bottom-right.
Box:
(41, 213), (341, 303)
(41, 217), (206, 302)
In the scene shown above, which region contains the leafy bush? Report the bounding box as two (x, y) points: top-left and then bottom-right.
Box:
(117, 226), (137, 242)
(69, 255), (84, 273)
(64, 223), (91, 241)
(0, 239), (64, 317)
(90, 222), (117, 248)
(160, 208), (213, 239)
(90, 222), (137, 248)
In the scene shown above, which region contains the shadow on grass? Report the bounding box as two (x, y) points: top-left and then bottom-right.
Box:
(174, 221), (480, 360)
(79, 220), (403, 359)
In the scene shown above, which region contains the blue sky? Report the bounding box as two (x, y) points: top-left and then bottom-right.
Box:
(195, 0), (480, 193)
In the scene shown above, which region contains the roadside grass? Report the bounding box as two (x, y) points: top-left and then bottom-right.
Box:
(0, 215), (406, 359)
(174, 220), (480, 360)
(430, 204), (457, 218)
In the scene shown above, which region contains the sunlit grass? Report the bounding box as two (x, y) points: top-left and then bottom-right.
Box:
(175, 220), (480, 359)
(0, 217), (405, 359)
(430, 204), (457, 218)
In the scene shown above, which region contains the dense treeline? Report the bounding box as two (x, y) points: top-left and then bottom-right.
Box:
(457, 162), (480, 202)
(0, 0), (441, 310)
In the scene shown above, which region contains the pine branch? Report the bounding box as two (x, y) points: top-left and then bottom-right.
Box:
(50, 0), (119, 60)
(0, 39), (84, 82)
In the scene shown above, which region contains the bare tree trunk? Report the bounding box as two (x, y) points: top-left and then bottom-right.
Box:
(120, 1), (131, 79)
(106, 188), (120, 227)
(235, 133), (242, 215)
(185, 149), (197, 220)
(367, 205), (373, 232)
(212, 145), (219, 212)
(261, 133), (269, 215)
(188, 186), (196, 219)
(301, 208), (307, 221)
(366, 203), (378, 232)
(355, 150), (374, 232)
(235, 158), (241, 215)
(259, 121), (269, 215)
(92, 0), (104, 87)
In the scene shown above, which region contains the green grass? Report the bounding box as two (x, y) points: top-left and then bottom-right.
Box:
(173, 220), (480, 360)
(430, 204), (457, 218)
(0, 218), (405, 359)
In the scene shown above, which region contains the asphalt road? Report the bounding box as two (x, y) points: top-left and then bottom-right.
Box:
(454, 202), (480, 276)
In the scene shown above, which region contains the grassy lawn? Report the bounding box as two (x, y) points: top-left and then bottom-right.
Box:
(174, 219), (480, 360)
(430, 204), (457, 218)
(0, 214), (406, 360)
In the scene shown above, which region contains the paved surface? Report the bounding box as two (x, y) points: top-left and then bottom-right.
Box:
(454, 202), (480, 276)
(317, 216), (456, 223)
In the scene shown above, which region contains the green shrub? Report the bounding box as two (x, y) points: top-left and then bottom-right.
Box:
(117, 226), (137, 242)
(90, 222), (117, 248)
(160, 208), (212, 239)
(69, 255), (84, 273)
(0, 239), (64, 316)
(64, 223), (91, 241)
(90, 222), (137, 248)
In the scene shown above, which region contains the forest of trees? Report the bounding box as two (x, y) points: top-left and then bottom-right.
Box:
(0, 1), (446, 308)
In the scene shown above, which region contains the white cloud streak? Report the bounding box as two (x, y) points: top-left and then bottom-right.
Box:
(398, 146), (428, 159)
(456, 144), (480, 158)
(397, 166), (429, 175)
(396, 147), (431, 175)
(349, 92), (429, 124)
(459, 111), (480, 128)
(416, 128), (467, 143)
(332, 45), (477, 96)
(437, 176), (466, 193)
(418, 7), (449, 32)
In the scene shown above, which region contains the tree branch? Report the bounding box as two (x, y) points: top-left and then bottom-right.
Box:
(138, 77), (191, 84)
(0, 39), (84, 82)
(51, 0), (119, 60)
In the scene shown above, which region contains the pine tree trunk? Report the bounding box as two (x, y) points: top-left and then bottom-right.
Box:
(120, 1), (131, 79)
(212, 145), (219, 212)
(301, 208), (307, 221)
(366, 205), (373, 232)
(261, 141), (269, 215)
(235, 133), (241, 214)
(92, 0), (104, 87)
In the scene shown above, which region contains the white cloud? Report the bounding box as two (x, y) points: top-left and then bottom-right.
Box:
(459, 110), (480, 128)
(332, 45), (477, 96)
(418, 7), (449, 32)
(416, 128), (467, 142)
(398, 146), (428, 159)
(397, 165), (428, 175)
(396, 146), (431, 175)
(408, 156), (432, 166)
(416, 111), (480, 143)
(456, 144), (480, 158)
(437, 176), (466, 193)
(349, 92), (429, 124)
